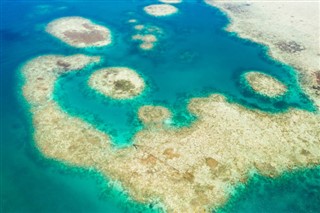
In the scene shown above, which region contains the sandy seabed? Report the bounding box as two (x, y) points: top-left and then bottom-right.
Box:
(21, 54), (320, 212)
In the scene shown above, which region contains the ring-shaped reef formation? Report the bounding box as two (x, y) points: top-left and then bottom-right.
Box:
(243, 71), (287, 97)
(22, 55), (320, 213)
(144, 4), (178, 17)
(46, 16), (112, 48)
(88, 67), (145, 99)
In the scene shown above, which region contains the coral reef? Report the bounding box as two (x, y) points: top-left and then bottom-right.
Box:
(46, 16), (112, 48)
(88, 67), (145, 99)
(21, 55), (320, 212)
(144, 4), (178, 17)
(243, 72), (287, 97)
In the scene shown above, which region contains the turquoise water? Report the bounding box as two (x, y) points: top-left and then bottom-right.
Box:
(1, 0), (319, 212)
(217, 167), (320, 213)
(54, 0), (314, 145)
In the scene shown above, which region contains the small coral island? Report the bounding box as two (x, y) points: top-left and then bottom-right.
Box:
(144, 4), (178, 17)
(88, 67), (145, 99)
(243, 71), (287, 97)
(46, 16), (112, 48)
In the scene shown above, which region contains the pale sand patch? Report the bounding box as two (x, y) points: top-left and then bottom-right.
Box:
(244, 71), (287, 97)
(46, 16), (112, 48)
(144, 4), (178, 17)
(159, 0), (182, 4)
(205, 0), (320, 109)
(138, 105), (171, 126)
(88, 67), (145, 99)
(21, 55), (320, 212)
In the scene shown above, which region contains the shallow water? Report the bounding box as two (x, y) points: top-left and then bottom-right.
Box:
(1, 0), (319, 212)
(54, 0), (314, 145)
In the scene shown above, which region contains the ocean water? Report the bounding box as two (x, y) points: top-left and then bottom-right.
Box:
(1, 0), (319, 212)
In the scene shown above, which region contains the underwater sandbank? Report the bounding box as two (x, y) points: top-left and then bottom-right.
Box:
(88, 67), (145, 99)
(132, 34), (158, 50)
(22, 55), (320, 213)
(128, 19), (138, 23)
(134, 25), (145, 30)
(244, 72), (287, 97)
(46, 16), (112, 48)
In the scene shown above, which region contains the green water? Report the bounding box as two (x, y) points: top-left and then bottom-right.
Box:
(1, 0), (319, 212)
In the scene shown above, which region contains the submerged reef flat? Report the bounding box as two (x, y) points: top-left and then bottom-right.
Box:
(244, 72), (287, 97)
(128, 19), (138, 23)
(22, 55), (320, 212)
(46, 16), (112, 48)
(134, 24), (145, 30)
(144, 4), (178, 17)
(205, 0), (320, 109)
(22, 54), (101, 106)
(132, 34), (158, 50)
(88, 67), (145, 99)
(138, 105), (171, 126)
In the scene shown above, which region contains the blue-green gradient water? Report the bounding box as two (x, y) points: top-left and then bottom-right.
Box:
(1, 0), (319, 212)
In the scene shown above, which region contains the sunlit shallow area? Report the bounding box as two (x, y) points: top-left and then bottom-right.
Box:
(1, 0), (319, 212)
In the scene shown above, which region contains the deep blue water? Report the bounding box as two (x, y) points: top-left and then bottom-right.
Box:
(1, 0), (319, 212)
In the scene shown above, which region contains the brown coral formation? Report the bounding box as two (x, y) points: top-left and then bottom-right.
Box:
(88, 67), (145, 99)
(46, 16), (112, 48)
(244, 71), (287, 97)
(21, 55), (320, 212)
